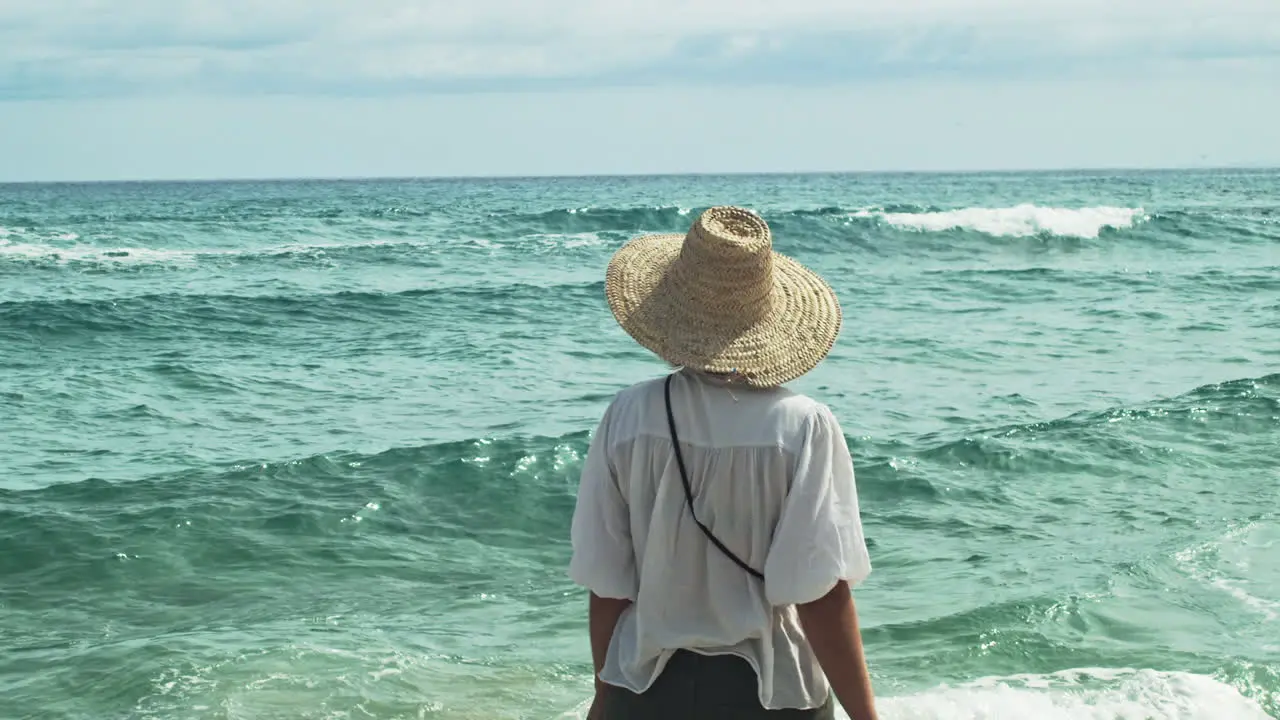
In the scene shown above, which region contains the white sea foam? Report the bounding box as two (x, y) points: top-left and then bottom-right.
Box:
(252, 238), (414, 257)
(0, 237), (424, 266)
(558, 668), (1268, 719)
(854, 204), (1147, 239)
(0, 238), (198, 265)
(870, 668), (1269, 720)
(1175, 518), (1279, 622)
(529, 232), (607, 249)
(0, 231), (616, 268)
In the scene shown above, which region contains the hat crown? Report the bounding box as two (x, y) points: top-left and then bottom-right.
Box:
(688, 205), (772, 259)
(670, 207), (775, 323)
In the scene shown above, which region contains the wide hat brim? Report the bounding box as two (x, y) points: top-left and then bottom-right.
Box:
(605, 232), (841, 388)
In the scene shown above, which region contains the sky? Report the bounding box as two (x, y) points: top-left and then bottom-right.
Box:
(1, 0), (1278, 181)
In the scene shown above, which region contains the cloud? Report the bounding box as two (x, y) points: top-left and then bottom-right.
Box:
(1, 0), (1278, 99)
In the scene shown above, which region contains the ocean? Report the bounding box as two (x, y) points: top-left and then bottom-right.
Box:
(0, 170), (1277, 719)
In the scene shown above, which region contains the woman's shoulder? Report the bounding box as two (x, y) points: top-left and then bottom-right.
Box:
(602, 372), (840, 444)
(607, 374), (667, 407)
(607, 372), (834, 412)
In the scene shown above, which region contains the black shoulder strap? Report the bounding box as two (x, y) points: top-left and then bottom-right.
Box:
(664, 374), (765, 581)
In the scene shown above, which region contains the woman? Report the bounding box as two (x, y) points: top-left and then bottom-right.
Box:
(569, 206), (880, 720)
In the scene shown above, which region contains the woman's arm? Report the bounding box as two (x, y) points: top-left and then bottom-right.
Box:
(796, 581), (879, 720)
(588, 592), (632, 693)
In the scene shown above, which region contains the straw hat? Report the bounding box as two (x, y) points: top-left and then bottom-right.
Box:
(605, 206), (841, 388)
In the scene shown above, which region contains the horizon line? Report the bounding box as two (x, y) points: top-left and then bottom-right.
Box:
(2, 163), (1277, 187)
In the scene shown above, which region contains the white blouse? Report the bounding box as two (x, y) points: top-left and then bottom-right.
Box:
(568, 369), (873, 710)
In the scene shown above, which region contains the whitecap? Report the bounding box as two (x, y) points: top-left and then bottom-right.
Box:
(854, 204), (1147, 239)
(872, 668), (1269, 719)
(559, 667), (1268, 719)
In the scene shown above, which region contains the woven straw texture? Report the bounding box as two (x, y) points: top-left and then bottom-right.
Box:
(605, 206), (841, 387)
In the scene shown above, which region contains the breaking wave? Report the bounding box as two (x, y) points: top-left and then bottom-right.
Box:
(852, 204), (1147, 238)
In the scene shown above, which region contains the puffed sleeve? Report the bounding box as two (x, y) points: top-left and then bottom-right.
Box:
(567, 403), (637, 600)
(763, 404), (872, 606)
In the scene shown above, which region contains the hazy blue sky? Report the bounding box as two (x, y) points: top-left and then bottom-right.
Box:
(2, 0), (1278, 181)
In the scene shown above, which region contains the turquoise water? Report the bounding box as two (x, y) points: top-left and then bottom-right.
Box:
(1, 171), (1277, 719)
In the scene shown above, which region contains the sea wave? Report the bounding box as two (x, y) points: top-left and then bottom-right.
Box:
(481, 203), (1154, 240)
(0, 236), (198, 266)
(6, 372), (1272, 504)
(0, 203), (1256, 272)
(472, 205), (691, 237)
(0, 280), (607, 338)
(0, 233), (609, 270)
(0, 236), (433, 267)
(852, 204), (1148, 239)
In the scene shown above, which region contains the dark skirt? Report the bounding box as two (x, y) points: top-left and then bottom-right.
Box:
(598, 650), (836, 720)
